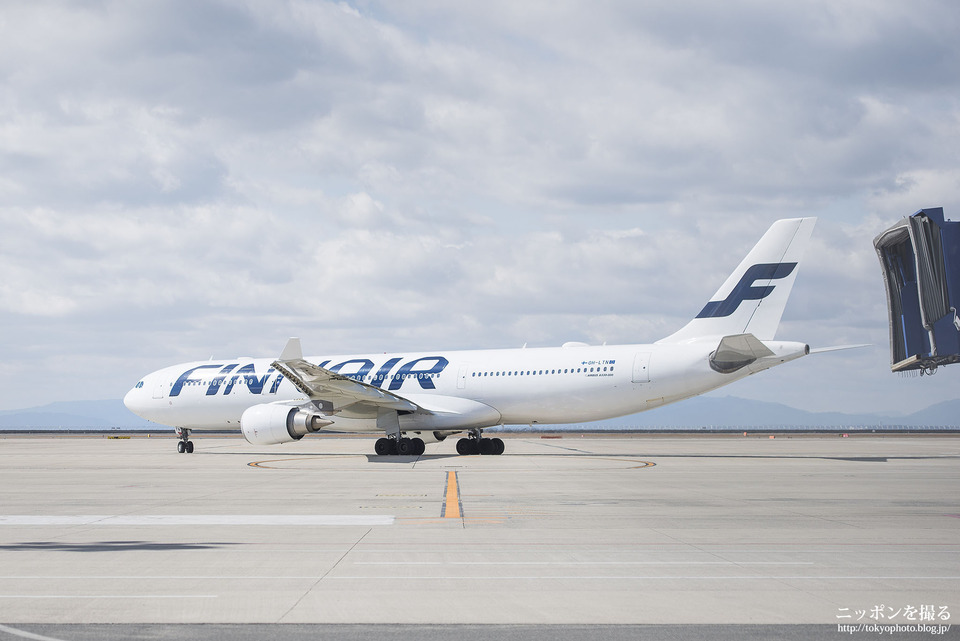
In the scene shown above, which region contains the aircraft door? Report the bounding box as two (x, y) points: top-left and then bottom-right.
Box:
(632, 352), (651, 383)
(457, 365), (469, 389)
(152, 379), (166, 399)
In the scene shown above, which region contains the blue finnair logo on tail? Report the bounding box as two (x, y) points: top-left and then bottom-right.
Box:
(696, 262), (797, 319)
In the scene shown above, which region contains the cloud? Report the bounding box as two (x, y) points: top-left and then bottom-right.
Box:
(1, 0), (959, 414)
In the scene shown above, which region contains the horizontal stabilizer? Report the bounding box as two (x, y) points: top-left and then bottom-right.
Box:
(710, 333), (774, 374)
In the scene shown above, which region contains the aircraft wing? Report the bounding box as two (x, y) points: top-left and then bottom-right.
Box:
(271, 339), (423, 415)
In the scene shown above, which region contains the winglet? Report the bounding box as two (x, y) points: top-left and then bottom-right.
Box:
(279, 337), (303, 361)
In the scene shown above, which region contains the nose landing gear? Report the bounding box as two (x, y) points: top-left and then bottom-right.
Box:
(176, 428), (194, 454)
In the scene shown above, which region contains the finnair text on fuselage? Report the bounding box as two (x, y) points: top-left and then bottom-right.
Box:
(157, 354), (451, 399)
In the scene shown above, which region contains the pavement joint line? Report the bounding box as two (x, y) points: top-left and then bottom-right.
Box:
(0, 563), (820, 577)
(321, 575), (960, 580)
(0, 515), (395, 526)
(352, 561), (818, 565)
(278, 527), (372, 622)
(0, 595), (219, 599)
(0, 576), (331, 580)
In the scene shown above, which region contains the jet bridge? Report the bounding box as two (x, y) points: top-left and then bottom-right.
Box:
(874, 207), (960, 374)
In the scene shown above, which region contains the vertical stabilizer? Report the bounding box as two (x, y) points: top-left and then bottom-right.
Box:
(659, 217), (816, 343)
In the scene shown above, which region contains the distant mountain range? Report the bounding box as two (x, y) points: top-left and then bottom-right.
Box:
(574, 395), (960, 429)
(0, 396), (957, 430)
(0, 400), (158, 430)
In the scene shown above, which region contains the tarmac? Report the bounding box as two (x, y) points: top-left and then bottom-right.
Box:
(0, 434), (957, 638)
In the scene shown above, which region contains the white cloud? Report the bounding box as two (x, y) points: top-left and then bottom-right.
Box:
(0, 0), (958, 413)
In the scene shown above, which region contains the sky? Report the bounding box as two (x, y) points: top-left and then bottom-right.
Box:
(1, 0), (959, 416)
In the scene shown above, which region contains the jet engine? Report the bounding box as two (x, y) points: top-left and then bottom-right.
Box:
(240, 404), (333, 446)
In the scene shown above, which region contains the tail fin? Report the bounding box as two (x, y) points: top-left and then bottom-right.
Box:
(660, 217), (816, 343)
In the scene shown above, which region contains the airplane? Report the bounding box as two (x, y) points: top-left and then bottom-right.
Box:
(124, 217), (828, 456)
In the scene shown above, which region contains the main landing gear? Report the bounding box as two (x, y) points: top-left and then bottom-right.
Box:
(456, 432), (504, 456)
(374, 436), (426, 456)
(176, 428), (194, 454)
(373, 432), (504, 456)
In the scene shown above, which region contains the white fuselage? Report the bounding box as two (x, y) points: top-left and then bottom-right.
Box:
(123, 217), (820, 447)
(123, 338), (809, 434)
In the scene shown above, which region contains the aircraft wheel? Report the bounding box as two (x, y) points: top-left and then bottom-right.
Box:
(397, 438), (413, 456)
(177, 441), (186, 454)
(479, 438), (496, 455)
(410, 438), (425, 456)
(185, 441), (194, 454)
(456, 438), (477, 455)
(374, 438), (393, 456)
(491, 437), (504, 455)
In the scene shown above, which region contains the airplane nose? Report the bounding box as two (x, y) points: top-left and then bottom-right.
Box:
(123, 383), (145, 416)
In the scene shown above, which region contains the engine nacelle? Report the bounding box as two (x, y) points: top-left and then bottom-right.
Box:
(240, 404), (333, 446)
